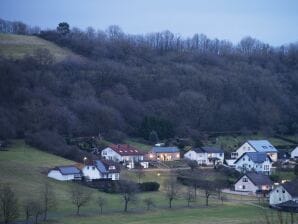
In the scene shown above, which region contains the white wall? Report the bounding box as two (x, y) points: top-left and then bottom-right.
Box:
(184, 151), (207, 165)
(82, 165), (102, 180)
(270, 185), (293, 205)
(235, 154), (272, 174)
(48, 170), (75, 181)
(101, 147), (122, 162)
(235, 175), (258, 192)
(236, 142), (256, 158)
(291, 147), (298, 159)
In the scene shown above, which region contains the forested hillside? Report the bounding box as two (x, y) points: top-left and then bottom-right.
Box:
(0, 20), (298, 145)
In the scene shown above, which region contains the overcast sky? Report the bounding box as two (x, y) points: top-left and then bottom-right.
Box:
(1, 0), (297, 46)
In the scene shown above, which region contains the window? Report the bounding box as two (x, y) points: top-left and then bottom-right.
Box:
(243, 158), (245, 161)
(276, 190), (279, 193)
(243, 177), (248, 182)
(279, 198), (281, 201)
(102, 151), (107, 155)
(282, 190), (285, 193)
(92, 167), (95, 170)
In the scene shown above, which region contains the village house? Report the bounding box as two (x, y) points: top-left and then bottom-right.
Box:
(82, 160), (120, 181)
(269, 179), (298, 211)
(234, 172), (273, 194)
(231, 140), (278, 162)
(184, 146), (224, 166)
(101, 144), (144, 163)
(148, 147), (180, 161)
(48, 165), (82, 181)
(291, 146), (298, 159)
(234, 152), (273, 175)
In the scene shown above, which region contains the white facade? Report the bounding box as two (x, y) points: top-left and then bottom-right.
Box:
(101, 147), (144, 162)
(234, 154), (272, 174)
(234, 175), (272, 193)
(101, 147), (122, 161)
(269, 185), (298, 205)
(184, 150), (224, 166)
(82, 165), (119, 181)
(232, 142), (278, 162)
(235, 175), (258, 192)
(291, 147), (298, 159)
(48, 170), (76, 181)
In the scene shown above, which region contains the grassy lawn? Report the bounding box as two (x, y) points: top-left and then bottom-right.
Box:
(126, 138), (152, 152)
(0, 140), (296, 223)
(0, 33), (83, 62)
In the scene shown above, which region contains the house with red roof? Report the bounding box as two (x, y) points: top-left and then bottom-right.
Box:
(101, 144), (144, 163)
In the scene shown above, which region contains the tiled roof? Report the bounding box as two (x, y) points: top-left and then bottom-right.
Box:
(282, 179), (298, 197)
(151, 147), (180, 153)
(109, 144), (144, 156)
(94, 160), (120, 174)
(234, 152), (271, 164)
(201, 146), (224, 153)
(247, 140), (277, 153)
(245, 173), (273, 186)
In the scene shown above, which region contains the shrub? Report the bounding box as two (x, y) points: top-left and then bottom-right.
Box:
(138, 182), (160, 192)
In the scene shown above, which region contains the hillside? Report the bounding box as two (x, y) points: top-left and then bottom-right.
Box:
(0, 33), (83, 62)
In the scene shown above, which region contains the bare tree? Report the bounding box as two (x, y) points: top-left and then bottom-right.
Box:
(135, 168), (145, 183)
(117, 180), (139, 212)
(29, 200), (43, 224)
(143, 198), (154, 210)
(97, 196), (107, 215)
(70, 184), (91, 215)
(41, 181), (55, 221)
(164, 175), (179, 208)
(185, 186), (195, 207)
(0, 184), (18, 224)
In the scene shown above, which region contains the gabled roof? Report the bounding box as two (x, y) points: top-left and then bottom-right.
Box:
(56, 166), (81, 175)
(94, 160), (120, 174)
(109, 144), (144, 156)
(276, 200), (298, 209)
(201, 146), (224, 153)
(247, 140), (277, 153)
(234, 152), (271, 164)
(242, 173), (273, 186)
(151, 147), (180, 153)
(282, 179), (298, 197)
(192, 146), (223, 154)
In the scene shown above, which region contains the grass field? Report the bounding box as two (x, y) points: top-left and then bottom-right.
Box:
(0, 33), (83, 62)
(0, 141), (296, 224)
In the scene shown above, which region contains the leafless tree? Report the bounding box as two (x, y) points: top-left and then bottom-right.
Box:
(185, 186), (195, 207)
(41, 181), (55, 221)
(135, 168), (145, 183)
(164, 174), (179, 208)
(143, 198), (155, 210)
(117, 180), (139, 212)
(70, 184), (91, 215)
(97, 196), (107, 215)
(0, 184), (18, 224)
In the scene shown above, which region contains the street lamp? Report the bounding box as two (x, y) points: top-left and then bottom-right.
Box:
(83, 157), (87, 165)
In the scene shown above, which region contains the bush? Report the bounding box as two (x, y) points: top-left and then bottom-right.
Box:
(138, 182), (160, 192)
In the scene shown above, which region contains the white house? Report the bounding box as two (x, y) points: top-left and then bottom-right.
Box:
(269, 180), (298, 207)
(82, 160), (120, 181)
(101, 144), (144, 163)
(48, 165), (82, 181)
(291, 146), (298, 159)
(184, 146), (224, 166)
(234, 173), (273, 193)
(234, 152), (273, 175)
(231, 140), (278, 162)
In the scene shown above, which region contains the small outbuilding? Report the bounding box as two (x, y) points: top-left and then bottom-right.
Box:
(48, 165), (82, 181)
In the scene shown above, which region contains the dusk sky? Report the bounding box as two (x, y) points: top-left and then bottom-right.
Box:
(1, 0), (298, 46)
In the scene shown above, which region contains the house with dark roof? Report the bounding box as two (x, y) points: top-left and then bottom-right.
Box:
(48, 165), (82, 181)
(184, 146), (224, 166)
(234, 173), (273, 193)
(234, 152), (273, 175)
(148, 147), (180, 161)
(270, 179), (298, 209)
(231, 140), (278, 162)
(101, 144), (144, 163)
(82, 159), (120, 181)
